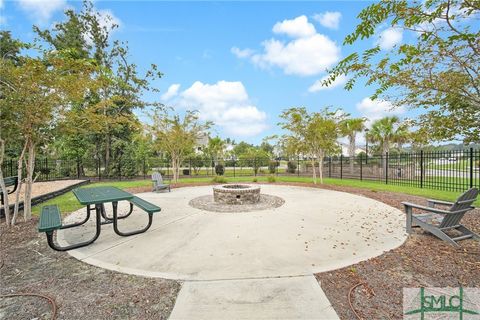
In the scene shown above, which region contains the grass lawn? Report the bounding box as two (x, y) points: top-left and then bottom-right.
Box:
(32, 175), (480, 215)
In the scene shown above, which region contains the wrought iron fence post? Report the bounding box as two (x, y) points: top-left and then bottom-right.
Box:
(297, 156), (300, 177)
(340, 154), (343, 179)
(143, 157), (147, 179)
(420, 150), (424, 188)
(470, 147), (474, 189)
(98, 157), (101, 180)
(329, 156), (331, 178)
(76, 157), (81, 179)
(10, 159), (13, 176)
(385, 152), (389, 184)
(118, 156), (122, 181)
(233, 159), (236, 177)
(45, 158), (49, 180)
(189, 158), (192, 176)
(360, 154), (363, 181)
(254, 157), (257, 176)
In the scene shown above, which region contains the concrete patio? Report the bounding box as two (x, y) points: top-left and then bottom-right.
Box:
(58, 184), (407, 319)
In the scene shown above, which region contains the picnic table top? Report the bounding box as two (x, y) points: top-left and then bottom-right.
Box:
(73, 186), (133, 205)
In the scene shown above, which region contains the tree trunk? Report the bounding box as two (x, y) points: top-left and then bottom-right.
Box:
(349, 134), (356, 173)
(311, 158), (317, 184)
(23, 139), (36, 221)
(12, 143), (27, 225)
(318, 151), (324, 184)
(176, 158), (180, 182)
(171, 155), (180, 182)
(0, 138), (11, 226)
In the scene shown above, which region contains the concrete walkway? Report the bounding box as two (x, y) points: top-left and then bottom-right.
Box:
(58, 184), (407, 319)
(169, 276), (338, 320)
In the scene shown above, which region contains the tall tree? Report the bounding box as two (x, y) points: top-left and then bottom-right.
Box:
(0, 50), (96, 224)
(151, 110), (211, 182)
(369, 116), (406, 172)
(339, 117), (366, 172)
(279, 107), (341, 184)
(35, 0), (163, 175)
(325, 0), (480, 143)
(0, 32), (25, 225)
(206, 137), (226, 166)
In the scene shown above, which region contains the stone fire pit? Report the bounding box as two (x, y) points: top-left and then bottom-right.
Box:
(213, 184), (261, 205)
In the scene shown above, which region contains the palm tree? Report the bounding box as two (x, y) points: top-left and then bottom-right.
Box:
(369, 116), (405, 171)
(207, 137), (226, 166)
(340, 117), (366, 172)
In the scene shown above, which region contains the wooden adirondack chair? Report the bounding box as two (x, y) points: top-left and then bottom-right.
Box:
(152, 172), (170, 192)
(402, 188), (479, 247)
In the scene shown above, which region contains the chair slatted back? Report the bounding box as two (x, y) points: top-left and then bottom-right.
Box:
(152, 172), (163, 185)
(439, 188), (478, 228)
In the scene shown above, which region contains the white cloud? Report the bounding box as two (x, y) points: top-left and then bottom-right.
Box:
(313, 11), (342, 30)
(0, 0), (4, 9)
(231, 47), (254, 59)
(356, 97), (405, 123)
(161, 84), (181, 101)
(251, 34), (340, 76)
(18, 0), (66, 24)
(232, 16), (341, 77)
(179, 81), (268, 137)
(272, 15), (316, 38)
(376, 27), (403, 50)
(308, 74), (347, 92)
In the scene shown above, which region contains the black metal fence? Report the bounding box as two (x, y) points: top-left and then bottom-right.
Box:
(2, 148), (479, 192)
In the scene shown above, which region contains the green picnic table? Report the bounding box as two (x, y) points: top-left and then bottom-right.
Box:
(38, 186), (161, 251)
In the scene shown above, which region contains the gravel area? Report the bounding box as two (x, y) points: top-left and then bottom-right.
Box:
(188, 194), (285, 212)
(4, 179), (85, 204)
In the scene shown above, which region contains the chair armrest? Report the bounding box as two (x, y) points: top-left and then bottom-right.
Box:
(426, 199), (454, 207)
(401, 202), (451, 215)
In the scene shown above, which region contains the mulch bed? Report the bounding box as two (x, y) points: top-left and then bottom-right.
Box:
(1, 181), (479, 319)
(309, 184), (480, 320)
(1, 204), (181, 319)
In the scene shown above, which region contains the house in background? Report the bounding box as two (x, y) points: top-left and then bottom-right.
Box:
(195, 132), (209, 153)
(340, 143), (365, 156)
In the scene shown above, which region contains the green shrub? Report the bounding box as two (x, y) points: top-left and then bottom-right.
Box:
(287, 161), (297, 173)
(211, 175), (227, 183)
(252, 177), (258, 182)
(215, 163), (225, 176)
(267, 175), (276, 183)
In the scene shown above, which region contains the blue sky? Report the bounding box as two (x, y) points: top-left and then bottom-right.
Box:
(1, 0), (412, 145)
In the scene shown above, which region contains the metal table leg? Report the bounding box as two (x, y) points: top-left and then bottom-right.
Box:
(112, 201), (153, 237)
(100, 202), (134, 221)
(46, 204), (102, 252)
(60, 205), (92, 229)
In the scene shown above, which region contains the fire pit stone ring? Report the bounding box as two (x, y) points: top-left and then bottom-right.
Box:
(213, 184), (261, 205)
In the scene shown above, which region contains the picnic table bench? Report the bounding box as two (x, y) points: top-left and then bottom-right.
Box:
(38, 186), (161, 251)
(0, 176), (18, 205)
